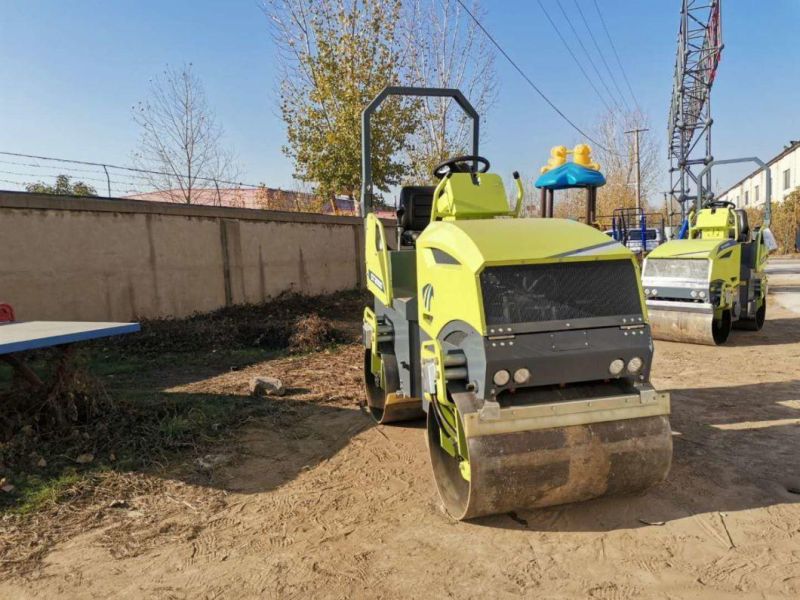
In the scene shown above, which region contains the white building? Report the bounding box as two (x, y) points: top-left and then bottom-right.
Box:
(717, 140), (800, 209)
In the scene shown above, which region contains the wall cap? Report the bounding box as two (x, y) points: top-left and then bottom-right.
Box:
(0, 190), (372, 226)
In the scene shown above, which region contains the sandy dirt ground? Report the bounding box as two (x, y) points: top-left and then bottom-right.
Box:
(3, 258), (800, 599)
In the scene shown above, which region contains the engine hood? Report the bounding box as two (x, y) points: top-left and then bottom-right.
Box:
(646, 238), (738, 261)
(417, 218), (631, 272)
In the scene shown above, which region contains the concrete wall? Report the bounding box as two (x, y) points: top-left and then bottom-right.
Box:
(0, 192), (371, 321)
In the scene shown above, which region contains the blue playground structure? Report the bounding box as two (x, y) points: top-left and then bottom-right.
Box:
(534, 145), (606, 224)
(606, 208), (667, 255)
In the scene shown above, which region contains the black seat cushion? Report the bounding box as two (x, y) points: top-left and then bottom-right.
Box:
(397, 186), (435, 233)
(400, 230), (422, 246)
(736, 208), (750, 241)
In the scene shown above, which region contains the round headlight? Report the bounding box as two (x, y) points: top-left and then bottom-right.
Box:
(652, 289), (658, 296)
(691, 290), (698, 298)
(609, 359), (625, 376)
(627, 356), (643, 373)
(699, 290), (706, 299)
(513, 368), (531, 384)
(644, 288), (650, 295)
(493, 369), (510, 386)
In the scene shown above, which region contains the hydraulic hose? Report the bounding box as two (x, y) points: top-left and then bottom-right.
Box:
(430, 394), (459, 442)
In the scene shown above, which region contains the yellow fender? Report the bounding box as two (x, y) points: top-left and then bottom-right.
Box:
(363, 306), (381, 376)
(364, 213), (392, 306)
(421, 339), (469, 477)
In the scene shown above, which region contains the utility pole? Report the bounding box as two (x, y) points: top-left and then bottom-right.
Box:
(625, 127), (649, 213)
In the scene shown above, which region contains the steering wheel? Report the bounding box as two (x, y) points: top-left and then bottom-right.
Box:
(432, 155), (490, 180)
(704, 199), (736, 209)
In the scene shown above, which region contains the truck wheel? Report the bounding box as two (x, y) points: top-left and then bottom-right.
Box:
(735, 298), (766, 331)
(712, 309), (732, 344)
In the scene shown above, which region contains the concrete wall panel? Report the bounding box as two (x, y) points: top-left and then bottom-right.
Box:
(0, 192), (368, 321)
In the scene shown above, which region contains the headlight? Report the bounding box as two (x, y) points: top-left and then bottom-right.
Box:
(699, 290), (706, 299)
(513, 368), (531, 384)
(651, 289), (658, 295)
(493, 369), (510, 386)
(627, 357), (643, 373)
(691, 290), (698, 298)
(644, 288), (650, 295)
(609, 359), (625, 376)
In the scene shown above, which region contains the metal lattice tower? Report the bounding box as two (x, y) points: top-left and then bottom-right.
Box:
(667, 0), (723, 218)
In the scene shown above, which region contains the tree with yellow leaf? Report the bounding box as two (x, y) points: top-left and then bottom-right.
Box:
(265, 0), (418, 213)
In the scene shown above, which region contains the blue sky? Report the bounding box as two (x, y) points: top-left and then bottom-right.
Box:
(1, 0), (798, 200)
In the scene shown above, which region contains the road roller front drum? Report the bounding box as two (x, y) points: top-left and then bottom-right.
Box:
(648, 303), (732, 345)
(426, 394), (673, 521)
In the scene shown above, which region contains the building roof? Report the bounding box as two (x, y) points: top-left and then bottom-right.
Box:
(124, 187), (396, 219)
(718, 139), (800, 198)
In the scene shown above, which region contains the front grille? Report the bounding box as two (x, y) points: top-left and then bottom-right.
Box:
(480, 260), (642, 326)
(643, 258), (709, 281)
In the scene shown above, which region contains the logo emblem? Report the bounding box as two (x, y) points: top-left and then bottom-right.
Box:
(368, 270), (384, 292)
(422, 283), (434, 312)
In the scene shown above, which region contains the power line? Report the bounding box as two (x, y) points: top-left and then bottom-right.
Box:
(0, 157), (107, 175)
(453, 0), (613, 153)
(0, 177), (28, 187)
(572, 0), (631, 112)
(554, 0), (623, 113)
(0, 150), (260, 189)
(592, 0), (641, 112)
(0, 167), (144, 188)
(535, 0), (614, 114)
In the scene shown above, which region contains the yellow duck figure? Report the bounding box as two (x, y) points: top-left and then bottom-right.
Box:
(540, 145), (569, 173)
(572, 143), (601, 171)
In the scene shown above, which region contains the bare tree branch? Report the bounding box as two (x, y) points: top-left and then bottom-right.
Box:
(132, 64), (238, 204)
(401, 0), (497, 183)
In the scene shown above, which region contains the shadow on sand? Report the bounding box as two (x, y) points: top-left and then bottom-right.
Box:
(726, 315), (800, 346)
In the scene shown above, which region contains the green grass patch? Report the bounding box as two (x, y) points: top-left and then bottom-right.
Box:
(9, 470), (86, 516)
(0, 288), (367, 515)
(0, 348), (276, 514)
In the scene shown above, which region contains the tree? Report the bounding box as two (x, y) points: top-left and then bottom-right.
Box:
(545, 110), (658, 222)
(264, 0), (419, 212)
(25, 174), (96, 196)
(132, 63), (238, 204)
(592, 109), (658, 218)
(746, 189), (799, 255)
(402, 0), (497, 183)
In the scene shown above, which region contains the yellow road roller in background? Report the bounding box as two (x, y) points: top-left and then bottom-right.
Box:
(643, 178), (775, 345)
(360, 86), (672, 520)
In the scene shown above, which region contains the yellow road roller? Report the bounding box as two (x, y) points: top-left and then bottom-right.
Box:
(360, 87), (672, 520)
(642, 200), (773, 345)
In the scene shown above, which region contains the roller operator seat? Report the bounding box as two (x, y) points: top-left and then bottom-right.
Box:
(396, 186), (435, 247)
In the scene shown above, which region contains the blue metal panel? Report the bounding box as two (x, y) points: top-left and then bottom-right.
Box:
(0, 322), (141, 355)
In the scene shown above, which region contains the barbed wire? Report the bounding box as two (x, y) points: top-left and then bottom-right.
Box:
(0, 167), (145, 188)
(0, 150), (262, 193)
(0, 149), (357, 215)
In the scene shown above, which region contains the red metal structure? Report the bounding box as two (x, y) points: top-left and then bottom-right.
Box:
(0, 303), (14, 323)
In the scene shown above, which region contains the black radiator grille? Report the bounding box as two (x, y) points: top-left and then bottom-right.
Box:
(480, 260), (642, 326)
